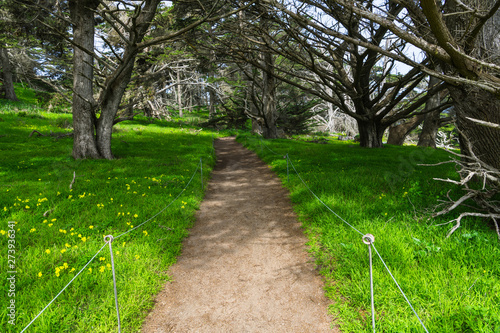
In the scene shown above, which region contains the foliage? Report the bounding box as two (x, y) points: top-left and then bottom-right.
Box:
(238, 133), (500, 332)
(0, 101), (216, 332)
(277, 98), (320, 135)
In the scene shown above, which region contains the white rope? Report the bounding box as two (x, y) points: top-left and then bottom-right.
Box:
(21, 159), (204, 331)
(20, 242), (108, 333)
(114, 159), (201, 240)
(259, 138), (283, 156)
(260, 144), (429, 331)
(287, 155), (365, 236)
(105, 235), (121, 333)
(372, 244), (430, 333)
(363, 234), (376, 333)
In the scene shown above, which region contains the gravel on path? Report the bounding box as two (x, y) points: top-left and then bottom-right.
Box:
(141, 136), (336, 332)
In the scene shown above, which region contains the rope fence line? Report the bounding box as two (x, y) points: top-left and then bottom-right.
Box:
(258, 138), (429, 333)
(20, 242), (109, 333)
(22, 137), (429, 332)
(20, 158), (206, 332)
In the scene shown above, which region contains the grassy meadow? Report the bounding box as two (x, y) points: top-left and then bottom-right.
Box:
(239, 133), (500, 333)
(0, 88), (217, 332)
(1, 84), (499, 332)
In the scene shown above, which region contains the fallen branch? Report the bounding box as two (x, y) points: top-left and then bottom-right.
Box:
(55, 133), (73, 140)
(435, 212), (500, 240)
(429, 133), (500, 240)
(28, 130), (73, 139)
(43, 208), (54, 217)
(69, 171), (76, 190)
(29, 130), (46, 137)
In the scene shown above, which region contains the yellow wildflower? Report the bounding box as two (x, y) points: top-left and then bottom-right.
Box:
(45, 249), (50, 254)
(99, 257), (106, 261)
(99, 266), (105, 273)
(38, 272), (42, 278)
(89, 225), (94, 229)
(60, 249), (67, 253)
(81, 237), (87, 242)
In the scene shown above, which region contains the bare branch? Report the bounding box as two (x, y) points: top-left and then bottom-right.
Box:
(465, 117), (500, 130)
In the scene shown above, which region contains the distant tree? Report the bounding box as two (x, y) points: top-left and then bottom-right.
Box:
(270, 0), (500, 168)
(232, 1), (450, 146)
(0, 1), (21, 101)
(32, 0), (248, 159)
(0, 45), (18, 101)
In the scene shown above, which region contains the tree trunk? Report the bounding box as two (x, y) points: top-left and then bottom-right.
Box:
(208, 87), (216, 118)
(449, 84), (500, 170)
(387, 115), (425, 145)
(418, 75), (442, 148)
(417, 110), (441, 148)
(0, 45), (18, 101)
(177, 71), (183, 117)
(69, 0), (101, 159)
(96, 63), (134, 159)
(96, 1), (160, 159)
(356, 119), (386, 147)
(261, 50), (278, 139)
(70, 0), (160, 160)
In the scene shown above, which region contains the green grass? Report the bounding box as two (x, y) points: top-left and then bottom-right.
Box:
(2, 84), (499, 332)
(238, 133), (500, 333)
(0, 105), (217, 332)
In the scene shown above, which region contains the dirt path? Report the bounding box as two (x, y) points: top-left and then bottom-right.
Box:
(142, 137), (335, 332)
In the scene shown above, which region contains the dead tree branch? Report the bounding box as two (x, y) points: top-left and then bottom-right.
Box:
(430, 134), (500, 240)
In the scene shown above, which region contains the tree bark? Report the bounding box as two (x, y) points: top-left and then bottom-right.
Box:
(357, 119), (386, 148)
(95, 0), (161, 159)
(69, 0), (161, 159)
(261, 50), (278, 139)
(450, 84), (500, 169)
(417, 109), (442, 148)
(418, 76), (443, 148)
(69, 0), (101, 159)
(387, 115), (425, 145)
(0, 45), (18, 101)
(177, 70), (183, 117)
